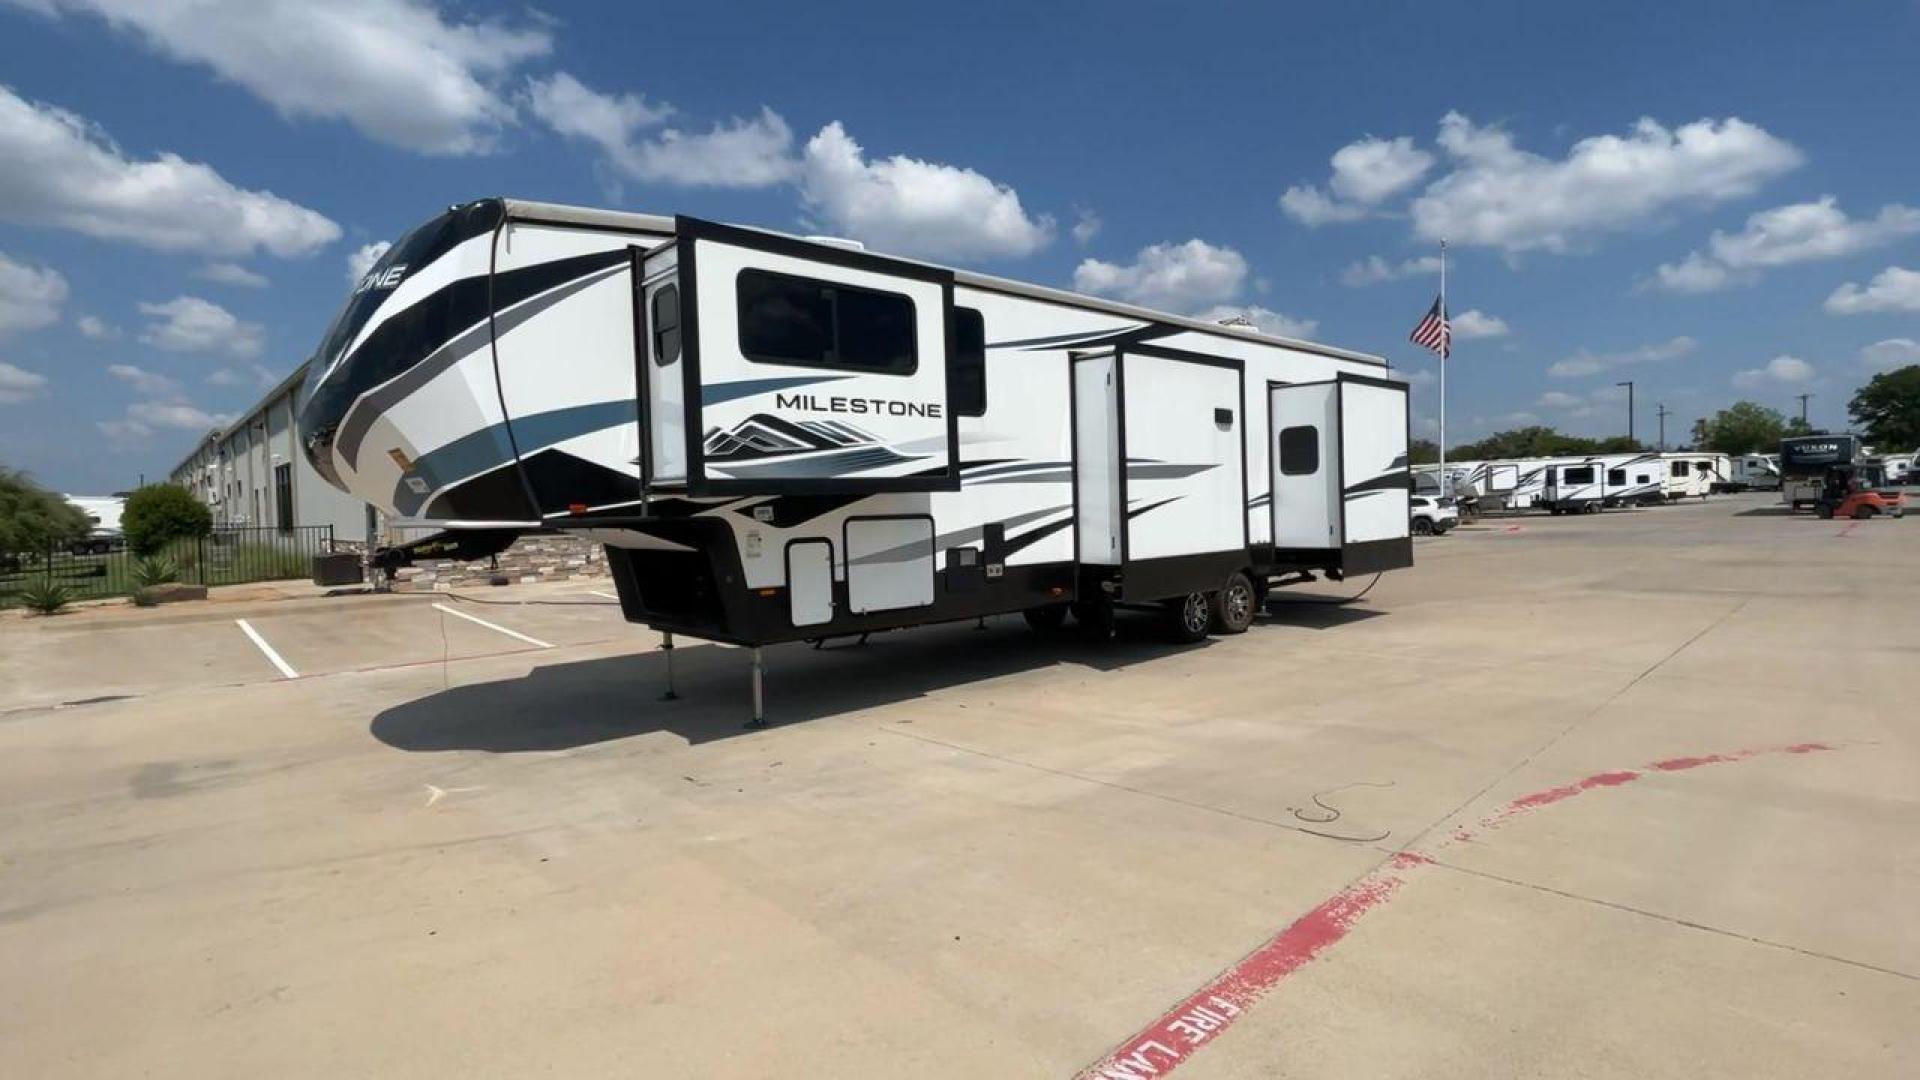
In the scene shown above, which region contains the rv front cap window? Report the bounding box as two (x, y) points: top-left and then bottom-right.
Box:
(652, 284), (681, 366)
(1279, 425), (1319, 476)
(736, 268), (917, 375)
(951, 307), (986, 417)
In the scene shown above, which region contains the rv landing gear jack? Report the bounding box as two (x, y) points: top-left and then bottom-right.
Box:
(659, 631), (679, 701)
(747, 647), (766, 728)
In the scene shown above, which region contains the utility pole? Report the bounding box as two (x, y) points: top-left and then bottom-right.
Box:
(1616, 380), (1635, 444)
(1655, 403), (1672, 451)
(1795, 393), (1813, 426)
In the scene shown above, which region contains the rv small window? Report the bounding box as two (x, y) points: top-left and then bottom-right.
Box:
(1279, 426), (1319, 475)
(736, 269), (916, 375)
(1695, 461), (1712, 473)
(1670, 461), (1688, 478)
(1608, 468), (1627, 486)
(951, 307), (986, 417)
(651, 284), (680, 367)
(1565, 465), (1596, 484)
(1637, 473), (1651, 484)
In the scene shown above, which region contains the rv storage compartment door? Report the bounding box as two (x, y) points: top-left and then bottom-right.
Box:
(1336, 375), (1412, 574)
(786, 539), (833, 626)
(845, 518), (934, 614)
(1073, 353), (1121, 566)
(1268, 381), (1341, 556)
(1117, 348), (1247, 598)
(674, 217), (957, 495)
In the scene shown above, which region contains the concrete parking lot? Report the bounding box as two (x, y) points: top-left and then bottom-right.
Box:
(1, 493), (1914, 1078)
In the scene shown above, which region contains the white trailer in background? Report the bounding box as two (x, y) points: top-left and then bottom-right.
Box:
(1539, 453), (1663, 513)
(298, 200), (1415, 722)
(1715, 453), (1782, 491)
(1659, 453), (1720, 500)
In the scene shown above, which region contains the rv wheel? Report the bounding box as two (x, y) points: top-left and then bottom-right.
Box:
(1815, 503), (1835, 519)
(1022, 605), (1068, 632)
(1165, 592), (1212, 643)
(1852, 506), (1874, 520)
(1211, 573), (1257, 634)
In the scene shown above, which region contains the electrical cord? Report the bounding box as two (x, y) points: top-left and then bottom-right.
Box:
(1287, 780), (1395, 843)
(435, 591), (620, 607)
(1267, 572), (1383, 606)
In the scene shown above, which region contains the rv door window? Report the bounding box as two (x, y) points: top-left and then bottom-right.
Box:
(651, 284), (681, 366)
(736, 269), (916, 375)
(1278, 425), (1319, 475)
(1564, 466), (1596, 484)
(1608, 468), (1627, 486)
(951, 307), (986, 417)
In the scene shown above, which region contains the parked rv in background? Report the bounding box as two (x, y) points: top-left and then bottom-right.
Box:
(61, 495), (126, 554)
(1539, 453), (1662, 513)
(1659, 453), (1720, 500)
(1779, 434), (1862, 509)
(1716, 454), (1781, 492)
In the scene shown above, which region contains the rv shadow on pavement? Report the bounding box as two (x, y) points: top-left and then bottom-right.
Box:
(1733, 506), (1802, 517)
(370, 610), (1258, 753)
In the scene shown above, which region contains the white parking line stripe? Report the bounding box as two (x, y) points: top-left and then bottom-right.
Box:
(235, 619), (299, 679)
(588, 590), (619, 600)
(431, 603), (554, 649)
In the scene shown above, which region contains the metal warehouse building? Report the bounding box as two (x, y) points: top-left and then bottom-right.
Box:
(168, 361), (369, 541)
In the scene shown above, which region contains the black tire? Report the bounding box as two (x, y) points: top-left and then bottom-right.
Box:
(1815, 502), (1834, 519)
(1411, 516), (1434, 536)
(1583, 502), (1601, 515)
(1852, 505), (1874, 520)
(1022, 604), (1068, 632)
(1211, 573), (1257, 634)
(1164, 592), (1212, 643)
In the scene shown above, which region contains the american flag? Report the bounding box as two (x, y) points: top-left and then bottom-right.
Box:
(1409, 295), (1450, 358)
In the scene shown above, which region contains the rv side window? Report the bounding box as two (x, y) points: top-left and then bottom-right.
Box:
(1670, 461), (1688, 478)
(951, 307), (986, 417)
(1637, 473), (1651, 484)
(1695, 461), (1712, 473)
(1565, 466), (1596, 484)
(736, 269), (916, 375)
(1608, 468), (1627, 486)
(1279, 426), (1319, 475)
(651, 284), (681, 367)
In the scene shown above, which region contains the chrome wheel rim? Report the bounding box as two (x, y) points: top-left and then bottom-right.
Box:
(1182, 593), (1209, 635)
(1225, 582), (1253, 626)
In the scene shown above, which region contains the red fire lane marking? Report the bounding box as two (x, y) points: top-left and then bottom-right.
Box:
(1075, 742), (1836, 1079)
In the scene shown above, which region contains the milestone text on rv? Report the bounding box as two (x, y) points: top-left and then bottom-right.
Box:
(298, 198), (1414, 653)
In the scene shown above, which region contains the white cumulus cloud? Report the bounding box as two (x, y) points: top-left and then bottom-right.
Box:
(76, 314), (117, 339)
(107, 362), (182, 399)
(1857, 338), (1920, 373)
(798, 122), (1053, 260)
(1825, 266), (1920, 315)
(0, 251), (67, 334)
(195, 261), (269, 288)
(1411, 113), (1801, 253)
(1340, 254), (1442, 287)
(1731, 355), (1815, 390)
(0, 84), (339, 257)
(1074, 239), (1248, 311)
(16, 0), (553, 155)
(1452, 309), (1509, 339)
(137, 296), (264, 359)
(1651, 197), (1920, 293)
(525, 73), (797, 189)
(1548, 336), (1696, 378)
(1071, 207), (1101, 245)
(1194, 305), (1319, 340)
(0, 359), (48, 404)
(1281, 135), (1433, 226)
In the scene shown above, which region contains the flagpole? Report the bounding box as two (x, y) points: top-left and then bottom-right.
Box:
(1438, 238), (1447, 493)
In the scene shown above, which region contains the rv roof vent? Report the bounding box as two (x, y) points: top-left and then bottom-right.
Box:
(803, 235), (867, 252)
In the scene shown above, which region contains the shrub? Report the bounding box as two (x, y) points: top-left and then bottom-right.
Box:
(133, 554), (180, 588)
(0, 465), (92, 554)
(20, 578), (72, 615)
(122, 484), (211, 557)
(132, 587), (159, 608)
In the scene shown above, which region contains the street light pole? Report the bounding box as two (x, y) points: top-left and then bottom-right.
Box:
(1655, 403), (1672, 451)
(1616, 380), (1635, 444)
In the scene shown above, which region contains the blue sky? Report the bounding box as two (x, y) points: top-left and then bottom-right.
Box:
(2, 1), (1917, 492)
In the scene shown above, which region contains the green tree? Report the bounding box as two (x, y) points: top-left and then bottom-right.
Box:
(1448, 425), (1641, 461)
(1408, 439), (1440, 465)
(121, 483), (212, 557)
(1691, 401), (1789, 454)
(0, 466), (92, 553)
(1848, 366), (1920, 451)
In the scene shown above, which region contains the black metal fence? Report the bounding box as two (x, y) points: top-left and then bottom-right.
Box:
(0, 525), (335, 608)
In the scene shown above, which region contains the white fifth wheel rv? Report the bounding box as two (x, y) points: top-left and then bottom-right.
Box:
(1539, 453), (1662, 513)
(1658, 453), (1719, 500)
(298, 200), (1413, 720)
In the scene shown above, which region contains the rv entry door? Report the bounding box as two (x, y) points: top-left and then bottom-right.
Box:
(669, 217), (958, 495)
(1269, 376), (1412, 575)
(1269, 382), (1341, 552)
